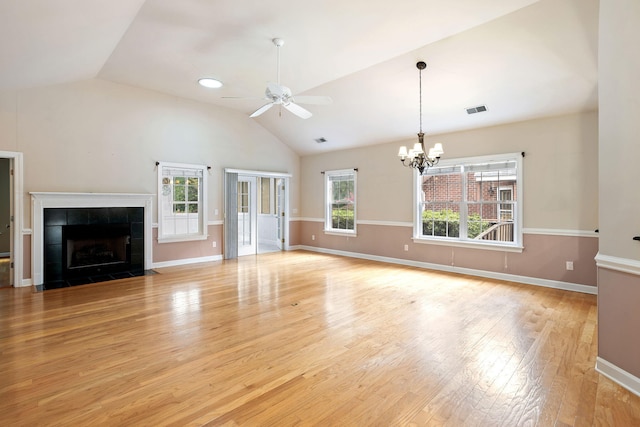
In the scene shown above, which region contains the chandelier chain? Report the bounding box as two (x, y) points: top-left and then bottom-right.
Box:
(419, 67), (423, 134)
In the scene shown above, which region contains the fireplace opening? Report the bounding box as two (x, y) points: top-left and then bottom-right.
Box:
(63, 224), (132, 278)
(41, 206), (146, 289)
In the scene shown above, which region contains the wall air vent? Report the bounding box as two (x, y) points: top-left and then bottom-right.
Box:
(466, 105), (488, 115)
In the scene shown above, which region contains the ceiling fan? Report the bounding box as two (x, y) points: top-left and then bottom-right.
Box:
(236, 38), (332, 119)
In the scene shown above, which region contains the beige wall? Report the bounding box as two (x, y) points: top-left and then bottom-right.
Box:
(301, 111), (598, 231)
(300, 141), (410, 222)
(0, 91), (18, 149)
(0, 78), (300, 268)
(298, 112), (599, 288)
(597, 0), (640, 380)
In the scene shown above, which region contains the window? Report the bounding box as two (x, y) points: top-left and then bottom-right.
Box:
(324, 169), (356, 234)
(158, 162), (208, 242)
(415, 153), (522, 249)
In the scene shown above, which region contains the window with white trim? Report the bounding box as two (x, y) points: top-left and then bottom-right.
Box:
(324, 169), (356, 234)
(415, 153), (522, 248)
(158, 161), (208, 242)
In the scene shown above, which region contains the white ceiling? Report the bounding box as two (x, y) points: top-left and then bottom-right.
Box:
(0, 0), (598, 155)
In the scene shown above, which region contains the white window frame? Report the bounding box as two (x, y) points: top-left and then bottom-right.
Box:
(157, 161), (208, 243)
(413, 153), (523, 252)
(324, 169), (357, 236)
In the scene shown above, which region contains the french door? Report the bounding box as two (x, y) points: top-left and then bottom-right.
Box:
(224, 170), (290, 259)
(237, 176), (257, 256)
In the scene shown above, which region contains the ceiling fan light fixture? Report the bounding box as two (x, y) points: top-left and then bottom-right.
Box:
(241, 37), (331, 119)
(198, 78), (223, 89)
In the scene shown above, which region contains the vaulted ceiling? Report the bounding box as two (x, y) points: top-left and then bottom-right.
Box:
(0, 0), (598, 155)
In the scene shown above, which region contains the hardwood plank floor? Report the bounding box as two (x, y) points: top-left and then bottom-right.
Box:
(0, 257), (10, 288)
(1, 251), (639, 426)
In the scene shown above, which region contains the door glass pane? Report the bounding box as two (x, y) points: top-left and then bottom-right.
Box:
(260, 178), (271, 214)
(237, 181), (251, 245)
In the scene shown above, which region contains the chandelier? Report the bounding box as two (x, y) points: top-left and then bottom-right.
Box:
(397, 61), (443, 174)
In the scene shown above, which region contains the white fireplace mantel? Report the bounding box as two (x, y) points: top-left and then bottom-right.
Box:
(31, 192), (154, 286)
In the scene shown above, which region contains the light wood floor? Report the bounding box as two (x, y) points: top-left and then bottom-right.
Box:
(1, 251), (639, 426)
(0, 257), (10, 288)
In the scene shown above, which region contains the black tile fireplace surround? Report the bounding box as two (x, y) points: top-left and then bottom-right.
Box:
(43, 207), (145, 290)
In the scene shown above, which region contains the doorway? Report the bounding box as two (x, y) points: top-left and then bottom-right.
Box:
(224, 170), (290, 259)
(0, 158), (10, 287)
(0, 151), (23, 288)
(257, 176), (285, 253)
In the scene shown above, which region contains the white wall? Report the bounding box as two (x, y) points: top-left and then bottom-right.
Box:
(0, 79), (300, 229)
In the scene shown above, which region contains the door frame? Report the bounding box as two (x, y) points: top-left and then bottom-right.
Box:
(0, 151), (23, 287)
(224, 168), (291, 259)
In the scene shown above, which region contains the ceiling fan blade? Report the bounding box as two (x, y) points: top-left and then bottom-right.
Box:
(222, 96), (266, 100)
(283, 102), (312, 119)
(250, 102), (275, 118)
(291, 95), (333, 105)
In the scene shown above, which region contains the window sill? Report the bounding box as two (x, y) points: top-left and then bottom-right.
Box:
(158, 234), (208, 244)
(324, 230), (357, 237)
(412, 236), (523, 253)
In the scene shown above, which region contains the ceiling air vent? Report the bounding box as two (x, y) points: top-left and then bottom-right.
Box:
(314, 137), (327, 144)
(466, 105), (487, 115)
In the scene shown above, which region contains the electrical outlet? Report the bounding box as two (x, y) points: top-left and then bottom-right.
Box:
(312, 235), (315, 241)
(404, 244), (409, 251)
(566, 261), (574, 271)
(212, 241), (217, 248)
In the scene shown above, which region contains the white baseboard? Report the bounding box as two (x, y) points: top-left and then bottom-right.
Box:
(295, 245), (598, 295)
(18, 278), (32, 288)
(152, 255), (223, 269)
(596, 357), (640, 397)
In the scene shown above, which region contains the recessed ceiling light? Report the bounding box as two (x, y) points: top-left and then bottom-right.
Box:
(198, 78), (223, 89)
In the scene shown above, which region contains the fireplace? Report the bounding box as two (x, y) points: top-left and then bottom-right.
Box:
(42, 207), (145, 289)
(31, 192), (153, 291)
